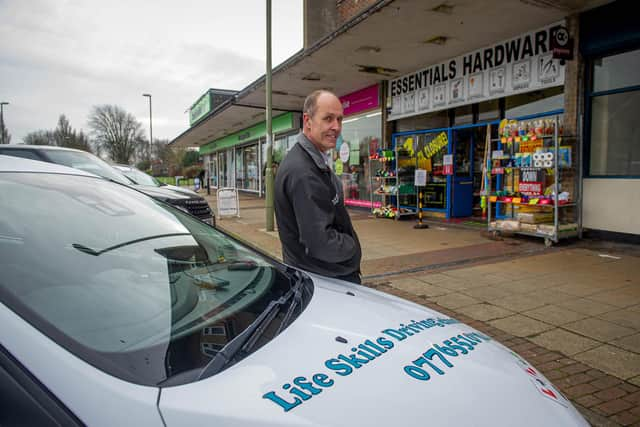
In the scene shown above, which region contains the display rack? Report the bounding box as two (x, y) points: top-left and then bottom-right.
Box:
(370, 149), (397, 218)
(369, 146), (416, 220)
(487, 114), (581, 247)
(394, 144), (418, 219)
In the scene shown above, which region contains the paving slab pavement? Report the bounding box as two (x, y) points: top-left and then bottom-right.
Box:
(199, 189), (640, 426)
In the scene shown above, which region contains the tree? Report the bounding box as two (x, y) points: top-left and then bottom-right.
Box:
(88, 105), (144, 163)
(1, 120), (10, 144)
(182, 149), (201, 168)
(54, 114), (73, 146)
(71, 130), (93, 152)
(23, 130), (55, 145)
(151, 138), (172, 163)
(53, 114), (93, 152)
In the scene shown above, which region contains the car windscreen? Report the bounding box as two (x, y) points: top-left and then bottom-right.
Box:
(44, 150), (132, 185)
(118, 166), (160, 186)
(0, 172), (312, 386)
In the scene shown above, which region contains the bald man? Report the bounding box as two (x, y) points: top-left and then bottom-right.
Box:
(274, 90), (362, 284)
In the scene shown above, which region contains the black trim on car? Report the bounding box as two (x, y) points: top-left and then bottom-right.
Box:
(0, 345), (85, 426)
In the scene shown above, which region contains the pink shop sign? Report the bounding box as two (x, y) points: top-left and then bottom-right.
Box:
(340, 85), (380, 116)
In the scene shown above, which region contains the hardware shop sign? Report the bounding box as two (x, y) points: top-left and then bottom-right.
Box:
(388, 22), (566, 121)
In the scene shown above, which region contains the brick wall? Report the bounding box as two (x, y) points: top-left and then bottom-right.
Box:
(336, 0), (379, 25)
(563, 14), (582, 139)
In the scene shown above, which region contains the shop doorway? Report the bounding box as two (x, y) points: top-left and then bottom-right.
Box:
(450, 123), (497, 220)
(209, 156), (218, 188)
(451, 128), (474, 217)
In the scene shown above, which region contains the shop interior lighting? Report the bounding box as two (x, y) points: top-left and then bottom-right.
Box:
(342, 117), (360, 124)
(366, 111), (382, 118)
(423, 36), (448, 45)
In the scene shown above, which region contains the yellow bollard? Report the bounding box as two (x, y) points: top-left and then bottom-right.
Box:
(414, 188), (429, 229)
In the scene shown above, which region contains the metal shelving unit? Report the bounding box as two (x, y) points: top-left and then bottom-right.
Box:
(370, 152), (397, 218)
(393, 143), (418, 220)
(487, 114), (581, 247)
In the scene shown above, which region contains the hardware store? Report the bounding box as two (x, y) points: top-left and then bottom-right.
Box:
(384, 23), (569, 222)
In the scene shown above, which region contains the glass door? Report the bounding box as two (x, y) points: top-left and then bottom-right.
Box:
(451, 128), (474, 217)
(243, 144), (258, 191)
(209, 155), (218, 188)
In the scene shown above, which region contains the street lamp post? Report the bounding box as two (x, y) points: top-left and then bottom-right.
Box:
(265, 0), (274, 231)
(142, 94), (152, 161)
(1, 102), (9, 145)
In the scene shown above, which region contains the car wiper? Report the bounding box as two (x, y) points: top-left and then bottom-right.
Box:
(196, 270), (307, 380)
(72, 233), (191, 256)
(275, 270), (306, 334)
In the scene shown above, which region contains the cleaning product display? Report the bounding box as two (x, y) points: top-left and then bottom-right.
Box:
(486, 115), (580, 247)
(369, 144), (418, 220)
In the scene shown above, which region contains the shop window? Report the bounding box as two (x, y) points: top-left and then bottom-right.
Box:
(593, 49), (640, 92)
(505, 86), (564, 118)
(235, 144), (258, 191)
(273, 137), (287, 163)
(588, 48), (640, 177)
(454, 105), (473, 125)
(218, 151), (231, 188)
(396, 110), (448, 132)
(339, 111), (382, 205)
(478, 99), (500, 122)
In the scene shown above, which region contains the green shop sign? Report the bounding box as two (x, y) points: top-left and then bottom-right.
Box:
(190, 92), (212, 125)
(200, 113), (296, 155)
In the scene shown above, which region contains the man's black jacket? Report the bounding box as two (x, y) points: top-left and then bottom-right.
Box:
(274, 134), (361, 278)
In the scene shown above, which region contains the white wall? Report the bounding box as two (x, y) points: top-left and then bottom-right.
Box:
(583, 179), (640, 234)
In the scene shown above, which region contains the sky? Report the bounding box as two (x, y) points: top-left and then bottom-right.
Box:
(0, 0), (303, 144)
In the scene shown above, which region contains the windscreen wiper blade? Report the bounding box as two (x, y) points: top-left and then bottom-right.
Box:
(275, 270), (306, 335)
(196, 270), (306, 380)
(72, 233), (191, 256)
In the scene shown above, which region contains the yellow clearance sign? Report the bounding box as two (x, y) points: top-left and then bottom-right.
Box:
(400, 132), (448, 171)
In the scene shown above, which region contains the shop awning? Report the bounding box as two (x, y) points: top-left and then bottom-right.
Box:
(170, 0), (611, 148)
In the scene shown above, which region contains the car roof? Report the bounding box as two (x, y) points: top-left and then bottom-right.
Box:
(0, 154), (98, 177)
(0, 144), (86, 154)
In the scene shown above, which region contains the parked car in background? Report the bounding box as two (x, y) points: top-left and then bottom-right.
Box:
(112, 163), (200, 197)
(0, 145), (214, 226)
(0, 155), (589, 427)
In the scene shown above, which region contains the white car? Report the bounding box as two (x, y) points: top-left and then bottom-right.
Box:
(0, 156), (588, 426)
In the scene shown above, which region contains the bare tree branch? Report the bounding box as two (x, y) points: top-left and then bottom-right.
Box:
(88, 105), (143, 163)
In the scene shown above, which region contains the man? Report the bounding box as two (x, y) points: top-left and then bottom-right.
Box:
(275, 90), (362, 284)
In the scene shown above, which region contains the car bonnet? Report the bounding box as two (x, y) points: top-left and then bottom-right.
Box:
(158, 273), (588, 427)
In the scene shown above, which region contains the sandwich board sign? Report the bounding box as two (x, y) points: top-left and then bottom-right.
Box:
(217, 188), (240, 218)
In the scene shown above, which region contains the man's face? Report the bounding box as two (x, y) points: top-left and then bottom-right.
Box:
(303, 93), (343, 152)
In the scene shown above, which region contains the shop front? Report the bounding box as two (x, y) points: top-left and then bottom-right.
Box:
(336, 85), (382, 209)
(387, 23), (569, 221)
(200, 113), (299, 194)
(580, 0), (640, 237)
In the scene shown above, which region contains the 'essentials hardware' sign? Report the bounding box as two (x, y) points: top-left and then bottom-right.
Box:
(388, 23), (566, 120)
